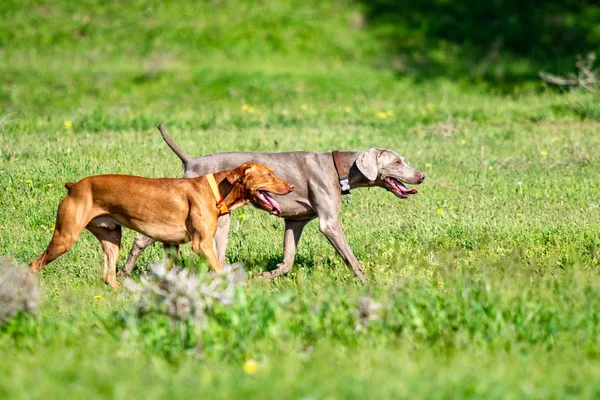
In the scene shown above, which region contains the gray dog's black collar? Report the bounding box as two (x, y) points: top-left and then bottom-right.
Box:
(332, 150), (351, 195)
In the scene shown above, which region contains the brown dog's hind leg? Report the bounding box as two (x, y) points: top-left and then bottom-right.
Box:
(30, 195), (90, 272)
(87, 225), (122, 290)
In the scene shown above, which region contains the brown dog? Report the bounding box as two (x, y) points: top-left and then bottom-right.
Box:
(30, 162), (294, 289)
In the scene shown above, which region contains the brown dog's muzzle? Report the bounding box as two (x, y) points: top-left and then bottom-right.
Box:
(250, 177), (294, 217)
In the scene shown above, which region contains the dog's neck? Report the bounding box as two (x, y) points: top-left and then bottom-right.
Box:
(212, 171), (249, 210)
(338, 151), (379, 189)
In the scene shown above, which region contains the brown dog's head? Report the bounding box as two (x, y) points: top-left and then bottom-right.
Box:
(226, 162), (294, 216)
(354, 148), (425, 199)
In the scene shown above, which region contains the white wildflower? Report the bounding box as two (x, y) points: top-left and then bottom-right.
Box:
(125, 262), (245, 325)
(0, 258), (40, 325)
(355, 296), (382, 332)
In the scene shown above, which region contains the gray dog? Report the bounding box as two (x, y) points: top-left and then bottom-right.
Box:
(121, 125), (425, 283)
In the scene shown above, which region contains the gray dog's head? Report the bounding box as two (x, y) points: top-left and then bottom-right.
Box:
(354, 148), (425, 199)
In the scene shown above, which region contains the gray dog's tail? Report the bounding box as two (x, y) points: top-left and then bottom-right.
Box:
(157, 124), (193, 167)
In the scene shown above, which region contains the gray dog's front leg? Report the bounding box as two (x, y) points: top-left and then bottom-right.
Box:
(119, 234), (155, 277)
(213, 214), (231, 265)
(261, 218), (310, 278)
(318, 218), (367, 283)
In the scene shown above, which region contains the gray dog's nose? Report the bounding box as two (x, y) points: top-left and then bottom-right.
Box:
(419, 174), (425, 183)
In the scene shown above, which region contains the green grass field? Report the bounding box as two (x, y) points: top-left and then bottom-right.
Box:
(1, 1), (600, 398)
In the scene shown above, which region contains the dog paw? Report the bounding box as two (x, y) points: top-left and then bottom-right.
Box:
(260, 264), (291, 279)
(116, 270), (130, 278)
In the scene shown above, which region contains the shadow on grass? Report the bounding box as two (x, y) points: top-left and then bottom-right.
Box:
(234, 254), (317, 275)
(123, 251), (318, 277)
(360, 0), (600, 88)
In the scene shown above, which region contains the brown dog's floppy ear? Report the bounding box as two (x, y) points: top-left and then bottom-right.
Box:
(226, 163), (254, 184)
(355, 148), (379, 181)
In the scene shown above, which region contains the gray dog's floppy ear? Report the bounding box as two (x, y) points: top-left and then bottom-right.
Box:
(355, 148), (379, 181)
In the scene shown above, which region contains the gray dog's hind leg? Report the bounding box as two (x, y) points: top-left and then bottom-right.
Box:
(318, 218), (368, 284)
(213, 214), (231, 265)
(261, 218), (310, 278)
(119, 235), (155, 277)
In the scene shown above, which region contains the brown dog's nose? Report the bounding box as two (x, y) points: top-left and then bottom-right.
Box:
(287, 183), (295, 192)
(419, 174), (425, 183)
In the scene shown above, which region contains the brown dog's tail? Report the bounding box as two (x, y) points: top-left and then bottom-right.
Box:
(157, 124), (194, 167)
(64, 182), (74, 191)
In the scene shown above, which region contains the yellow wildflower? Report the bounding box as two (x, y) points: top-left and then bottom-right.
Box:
(50, 227), (55, 231)
(425, 163), (432, 168)
(26, 180), (32, 184)
(300, 104), (308, 111)
(437, 208), (444, 215)
(94, 295), (102, 300)
(540, 150), (548, 156)
(551, 137), (559, 143)
(241, 104), (250, 111)
(461, 139), (466, 145)
(420, 109), (428, 116)
(243, 359), (259, 375)
(376, 111), (388, 119)
(64, 121), (73, 129)
(436, 281), (444, 286)
(239, 214), (246, 220)
(344, 106), (352, 112)
(448, 205), (455, 210)
(47, 183), (53, 188)
(488, 166), (493, 171)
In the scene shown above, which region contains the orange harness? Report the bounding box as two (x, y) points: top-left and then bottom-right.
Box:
(206, 174), (229, 215)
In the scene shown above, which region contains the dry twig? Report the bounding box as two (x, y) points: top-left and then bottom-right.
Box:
(539, 53), (598, 92)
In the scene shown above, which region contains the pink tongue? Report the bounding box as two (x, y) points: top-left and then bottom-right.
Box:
(264, 193), (282, 216)
(396, 181), (418, 194)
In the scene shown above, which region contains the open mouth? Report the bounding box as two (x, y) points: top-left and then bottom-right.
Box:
(385, 177), (419, 199)
(254, 191), (282, 217)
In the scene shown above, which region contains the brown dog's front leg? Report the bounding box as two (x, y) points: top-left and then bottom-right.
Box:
(188, 212), (224, 272)
(213, 214), (231, 265)
(192, 237), (224, 272)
